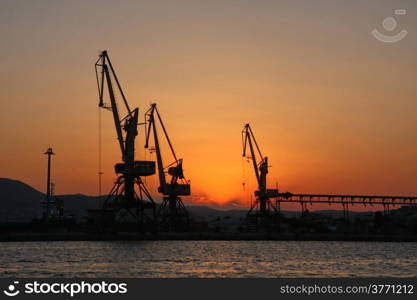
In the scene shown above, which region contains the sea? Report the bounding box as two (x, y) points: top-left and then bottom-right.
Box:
(0, 241), (416, 277)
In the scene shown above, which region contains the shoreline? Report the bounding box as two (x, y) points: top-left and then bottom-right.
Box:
(1, 232), (416, 242)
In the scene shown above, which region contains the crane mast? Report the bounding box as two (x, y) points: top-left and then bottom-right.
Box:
(94, 50), (156, 229)
(145, 103), (190, 231)
(242, 123), (279, 229)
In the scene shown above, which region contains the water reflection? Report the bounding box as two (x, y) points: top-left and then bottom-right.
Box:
(0, 241), (416, 277)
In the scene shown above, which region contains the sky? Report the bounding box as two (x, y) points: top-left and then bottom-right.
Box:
(1, 0), (417, 210)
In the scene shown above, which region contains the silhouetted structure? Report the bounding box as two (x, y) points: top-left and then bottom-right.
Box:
(145, 103), (190, 231)
(43, 147), (54, 220)
(242, 124), (279, 230)
(275, 193), (417, 219)
(94, 50), (156, 229)
(242, 123), (417, 232)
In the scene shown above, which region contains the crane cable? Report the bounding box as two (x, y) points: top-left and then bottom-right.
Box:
(242, 155), (251, 205)
(98, 107), (103, 205)
(143, 132), (148, 185)
(241, 156), (246, 192)
(246, 158), (250, 206)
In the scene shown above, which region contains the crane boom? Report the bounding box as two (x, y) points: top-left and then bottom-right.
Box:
(95, 51), (131, 160)
(242, 124), (261, 187)
(154, 107), (179, 162)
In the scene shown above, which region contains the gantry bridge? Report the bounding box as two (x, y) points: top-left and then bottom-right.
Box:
(276, 192), (417, 218)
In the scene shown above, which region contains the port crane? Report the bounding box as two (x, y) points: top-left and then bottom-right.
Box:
(242, 124), (280, 228)
(94, 50), (156, 227)
(145, 103), (190, 230)
(242, 123), (417, 230)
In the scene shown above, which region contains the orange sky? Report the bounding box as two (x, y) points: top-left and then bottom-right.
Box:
(1, 0), (417, 210)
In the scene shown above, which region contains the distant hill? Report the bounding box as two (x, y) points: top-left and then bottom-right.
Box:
(0, 178), (44, 222)
(0, 178), (103, 222)
(0, 178), (43, 205)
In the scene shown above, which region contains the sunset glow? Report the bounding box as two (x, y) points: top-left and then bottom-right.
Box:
(1, 1), (417, 210)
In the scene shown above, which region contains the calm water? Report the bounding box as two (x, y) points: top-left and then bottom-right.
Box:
(0, 241), (416, 277)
